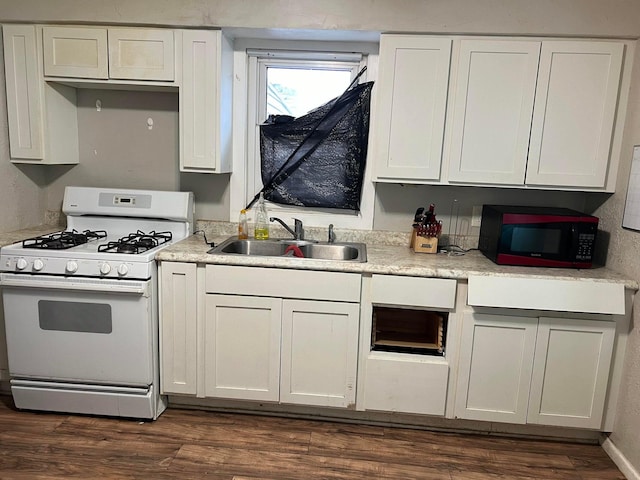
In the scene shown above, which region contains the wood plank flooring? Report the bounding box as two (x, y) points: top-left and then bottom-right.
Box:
(0, 396), (624, 479)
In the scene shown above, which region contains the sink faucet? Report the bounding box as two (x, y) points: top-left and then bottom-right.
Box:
(270, 217), (304, 240)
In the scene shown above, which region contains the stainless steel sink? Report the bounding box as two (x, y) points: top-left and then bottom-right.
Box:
(209, 237), (367, 262)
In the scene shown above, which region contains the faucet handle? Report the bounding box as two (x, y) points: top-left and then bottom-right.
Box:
(293, 218), (304, 240)
(328, 224), (336, 243)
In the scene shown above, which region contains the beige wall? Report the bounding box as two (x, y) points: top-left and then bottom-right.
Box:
(44, 89), (180, 214)
(1, 0), (640, 472)
(1, 0), (640, 37)
(588, 40), (640, 472)
(0, 33), (46, 232)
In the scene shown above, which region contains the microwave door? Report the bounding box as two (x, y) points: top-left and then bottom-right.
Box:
(502, 223), (572, 260)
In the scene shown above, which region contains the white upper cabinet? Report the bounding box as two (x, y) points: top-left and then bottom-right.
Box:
(374, 34), (628, 191)
(2, 25), (44, 160)
(108, 29), (174, 81)
(2, 24), (79, 164)
(373, 35), (452, 182)
(447, 40), (540, 185)
(526, 41), (624, 188)
(179, 30), (233, 173)
(43, 26), (175, 82)
(43, 26), (108, 79)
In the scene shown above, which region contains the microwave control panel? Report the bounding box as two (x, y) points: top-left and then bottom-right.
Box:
(576, 232), (596, 261)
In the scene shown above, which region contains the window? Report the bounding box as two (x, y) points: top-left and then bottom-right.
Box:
(230, 42), (377, 230)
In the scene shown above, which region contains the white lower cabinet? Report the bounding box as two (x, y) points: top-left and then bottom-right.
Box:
(363, 353), (449, 415)
(204, 266), (361, 408)
(359, 275), (458, 416)
(280, 299), (359, 408)
(0, 287), (9, 380)
(160, 263), (361, 409)
(455, 312), (616, 429)
(205, 294), (282, 402)
(203, 295), (359, 407)
(455, 313), (537, 424)
(159, 262), (198, 395)
(527, 317), (615, 429)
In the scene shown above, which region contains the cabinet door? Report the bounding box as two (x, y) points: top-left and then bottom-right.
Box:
(528, 317), (615, 429)
(280, 300), (359, 408)
(205, 295), (281, 402)
(108, 29), (174, 81)
(159, 262), (198, 395)
(526, 41), (624, 188)
(373, 35), (452, 181)
(42, 26), (108, 79)
(2, 24), (44, 160)
(455, 312), (537, 424)
(447, 40), (540, 185)
(180, 30), (232, 173)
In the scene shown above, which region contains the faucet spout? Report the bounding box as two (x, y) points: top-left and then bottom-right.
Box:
(269, 217), (304, 240)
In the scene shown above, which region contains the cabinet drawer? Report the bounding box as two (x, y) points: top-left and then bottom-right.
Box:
(371, 274), (456, 309)
(363, 353), (448, 415)
(468, 275), (625, 315)
(205, 265), (361, 302)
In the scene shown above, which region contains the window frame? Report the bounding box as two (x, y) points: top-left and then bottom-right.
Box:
(230, 39), (378, 231)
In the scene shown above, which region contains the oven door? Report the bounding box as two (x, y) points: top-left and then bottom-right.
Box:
(0, 273), (154, 386)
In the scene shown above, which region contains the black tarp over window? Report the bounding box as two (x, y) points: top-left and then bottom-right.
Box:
(258, 81), (374, 211)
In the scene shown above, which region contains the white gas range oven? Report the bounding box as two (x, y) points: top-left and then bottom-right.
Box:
(0, 186), (194, 420)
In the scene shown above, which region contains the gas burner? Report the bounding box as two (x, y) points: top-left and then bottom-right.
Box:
(23, 230), (108, 250)
(98, 230), (173, 255)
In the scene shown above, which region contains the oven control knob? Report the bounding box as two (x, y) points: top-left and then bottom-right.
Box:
(99, 263), (112, 275)
(65, 260), (78, 274)
(33, 259), (44, 271)
(117, 264), (129, 276)
(16, 258), (28, 271)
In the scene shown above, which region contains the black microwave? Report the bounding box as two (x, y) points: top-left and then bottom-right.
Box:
(478, 205), (598, 268)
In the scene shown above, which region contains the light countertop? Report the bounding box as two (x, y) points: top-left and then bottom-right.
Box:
(0, 225), (61, 248)
(1, 226), (636, 290)
(157, 234), (639, 290)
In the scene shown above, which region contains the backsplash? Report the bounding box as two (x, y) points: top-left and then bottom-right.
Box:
(195, 219), (479, 250)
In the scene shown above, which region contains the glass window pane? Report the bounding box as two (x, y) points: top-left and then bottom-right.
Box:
(266, 67), (352, 117)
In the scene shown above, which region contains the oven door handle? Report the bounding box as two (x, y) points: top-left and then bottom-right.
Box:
(0, 274), (149, 295)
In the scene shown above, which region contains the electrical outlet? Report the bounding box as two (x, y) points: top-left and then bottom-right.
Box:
(471, 205), (483, 227)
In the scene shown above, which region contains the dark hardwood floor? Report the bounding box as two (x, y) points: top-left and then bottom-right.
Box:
(0, 396), (624, 479)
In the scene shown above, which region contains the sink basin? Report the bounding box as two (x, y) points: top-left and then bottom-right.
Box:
(209, 237), (367, 263)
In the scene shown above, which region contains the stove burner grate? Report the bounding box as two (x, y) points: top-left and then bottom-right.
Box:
(22, 230), (108, 250)
(98, 230), (173, 255)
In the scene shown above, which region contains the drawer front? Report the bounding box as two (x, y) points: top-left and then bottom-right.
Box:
(363, 354), (448, 415)
(371, 274), (456, 309)
(205, 265), (361, 302)
(467, 275), (625, 315)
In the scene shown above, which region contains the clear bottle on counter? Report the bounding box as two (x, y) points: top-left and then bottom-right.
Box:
(238, 209), (248, 239)
(254, 193), (270, 240)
